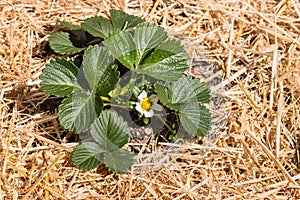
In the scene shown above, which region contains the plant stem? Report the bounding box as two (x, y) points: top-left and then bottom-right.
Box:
(156, 115), (175, 134)
(129, 71), (137, 91)
(104, 103), (127, 109)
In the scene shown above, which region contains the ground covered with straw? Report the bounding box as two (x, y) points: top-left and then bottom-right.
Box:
(1, 0), (300, 199)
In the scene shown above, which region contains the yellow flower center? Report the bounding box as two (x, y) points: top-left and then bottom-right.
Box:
(140, 98), (152, 111)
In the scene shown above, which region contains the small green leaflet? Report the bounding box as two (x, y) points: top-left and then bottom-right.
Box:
(49, 32), (85, 54)
(155, 84), (180, 111)
(82, 16), (113, 39)
(49, 26), (101, 55)
(58, 92), (103, 133)
(71, 142), (104, 170)
(105, 149), (135, 174)
(103, 31), (137, 69)
(82, 10), (143, 39)
(40, 58), (82, 97)
(94, 64), (119, 96)
(179, 103), (212, 137)
(90, 110), (130, 150)
(83, 45), (119, 96)
(169, 76), (211, 103)
(134, 23), (168, 65)
(156, 76), (211, 105)
(110, 9), (143, 31)
(138, 38), (189, 81)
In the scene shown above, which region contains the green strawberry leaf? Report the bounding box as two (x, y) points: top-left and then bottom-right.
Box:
(90, 110), (130, 150)
(134, 22), (168, 65)
(82, 10), (143, 39)
(110, 9), (143, 32)
(137, 38), (189, 81)
(58, 92), (103, 133)
(49, 31), (85, 54)
(155, 76), (212, 136)
(155, 83), (180, 111)
(179, 103), (212, 137)
(94, 64), (119, 96)
(71, 142), (104, 170)
(103, 31), (137, 70)
(40, 58), (82, 97)
(169, 76), (211, 103)
(104, 148), (134, 174)
(82, 45), (119, 95)
(82, 16), (113, 39)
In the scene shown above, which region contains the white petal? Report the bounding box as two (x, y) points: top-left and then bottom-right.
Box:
(138, 90), (147, 100)
(135, 104), (144, 114)
(144, 109), (154, 118)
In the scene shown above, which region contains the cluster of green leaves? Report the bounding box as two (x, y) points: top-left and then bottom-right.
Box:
(40, 9), (212, 173)
(71, 110), (134, 173)
(155, 76), (211, 136)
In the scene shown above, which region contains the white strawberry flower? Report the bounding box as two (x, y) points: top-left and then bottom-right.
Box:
(135, 90), (162, 118)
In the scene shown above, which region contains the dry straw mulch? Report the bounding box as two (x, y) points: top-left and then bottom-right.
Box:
(1, 0), (300, 199)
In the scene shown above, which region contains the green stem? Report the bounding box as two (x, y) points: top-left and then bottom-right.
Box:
(104, 103), (127, 109)
(129, 72), (137, 90)
(156, 115), (175, 134)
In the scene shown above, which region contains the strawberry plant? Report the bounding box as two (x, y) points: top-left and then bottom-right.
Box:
(40, 9), (212, 173)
